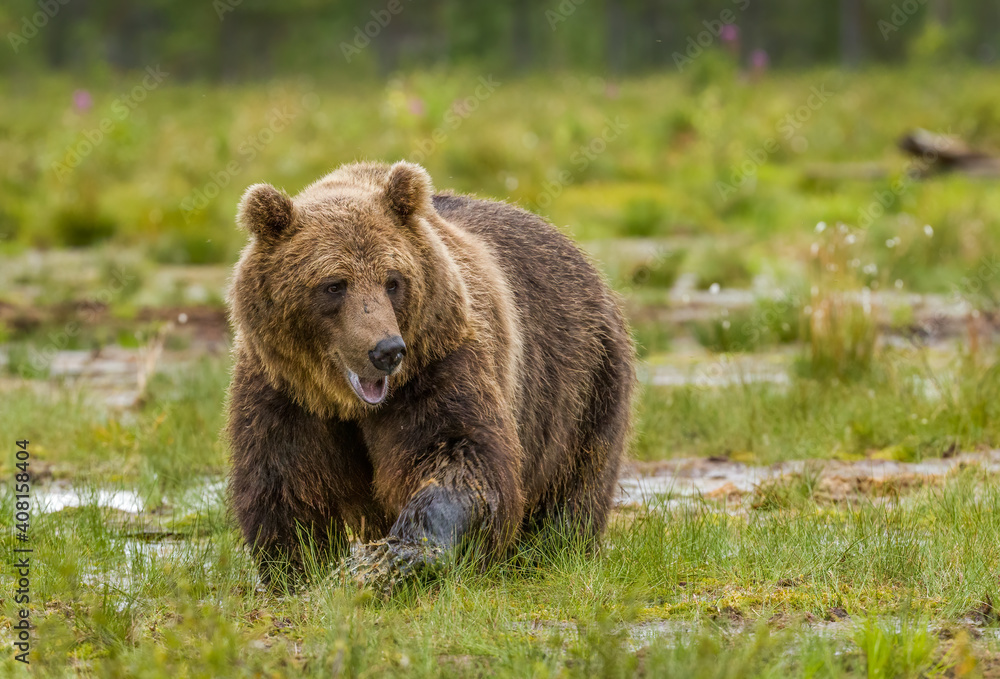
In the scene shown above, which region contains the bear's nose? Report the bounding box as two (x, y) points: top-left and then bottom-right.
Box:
(369, 335), (406, 374)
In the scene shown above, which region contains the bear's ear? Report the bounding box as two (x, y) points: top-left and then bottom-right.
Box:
(384, 161), (433, 219)
(237, 184), (294, 242)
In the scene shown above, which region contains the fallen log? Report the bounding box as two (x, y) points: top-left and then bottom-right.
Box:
(898, 128), (1000, 177)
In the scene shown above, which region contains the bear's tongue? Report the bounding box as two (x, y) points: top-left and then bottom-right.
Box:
(347, 371), (389, 405)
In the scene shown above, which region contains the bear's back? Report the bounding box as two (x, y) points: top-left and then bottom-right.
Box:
(431, 193), (614, 326)
(432, 193), (632, 502)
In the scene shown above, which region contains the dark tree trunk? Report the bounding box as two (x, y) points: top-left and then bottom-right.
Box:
(839, 0), (862, 68)
(511, 0), (532, 72)
(606, 0), (626, 74)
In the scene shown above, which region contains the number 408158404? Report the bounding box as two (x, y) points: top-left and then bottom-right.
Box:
(14, 440), (29, 535)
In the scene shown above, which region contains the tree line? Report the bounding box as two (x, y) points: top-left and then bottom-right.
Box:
(3, 0), (997, 78)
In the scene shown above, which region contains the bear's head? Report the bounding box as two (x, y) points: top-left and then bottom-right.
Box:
(229, 161), (471, 419)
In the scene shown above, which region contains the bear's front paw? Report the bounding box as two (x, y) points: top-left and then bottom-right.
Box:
(336, 537), (447, 597)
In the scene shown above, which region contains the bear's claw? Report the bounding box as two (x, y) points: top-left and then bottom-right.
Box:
(335, 537), (447, 597)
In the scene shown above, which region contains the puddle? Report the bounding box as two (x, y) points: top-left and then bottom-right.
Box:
(80, 537), (197, 595)
(31, 478), (224, 592)
(617, 457), (794, 506)
(49, 348), (140, 378)
(637, 342), (810, 389)
(639, 339), (973, 390)
(35, 485), (144, 513)
(0, 346), (149, 408)
(617, 451), (1000, 507)
(642, 358), (792, 388)
(513, 614), (1000, 655)
(511, 616), (850, 653)
(28, 448), (999, 519)
(31, 476), (226, 515)
(0, 315), (228, 407)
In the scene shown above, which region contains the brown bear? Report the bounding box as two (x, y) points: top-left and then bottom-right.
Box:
(226, 161), (635, 588)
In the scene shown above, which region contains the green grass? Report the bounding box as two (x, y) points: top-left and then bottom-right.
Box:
(0, 357), (230, 491)
(0, 350), (998, 674)
(636, 348), (1000, 463)
(4, 452), (1000, 676)
(4, 66), (1000, 295)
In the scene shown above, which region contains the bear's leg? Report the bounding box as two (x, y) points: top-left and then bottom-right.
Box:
(386, 442), (507, 549)
(522, 329), (634, 549)
(346, 421), (524, 594)
(228, 365), (380, 587)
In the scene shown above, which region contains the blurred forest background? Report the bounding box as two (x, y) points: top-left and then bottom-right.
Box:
(3, 0), (999, 76)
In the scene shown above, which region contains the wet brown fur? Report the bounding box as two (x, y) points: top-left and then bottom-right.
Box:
(226, 161), (635, 580)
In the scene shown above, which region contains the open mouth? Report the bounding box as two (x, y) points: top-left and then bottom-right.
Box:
(347, 370), (389, 405)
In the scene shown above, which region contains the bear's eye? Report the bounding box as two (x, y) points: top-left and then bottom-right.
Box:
(386, 279), (398, 294)
(326, 281), (346, 296)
